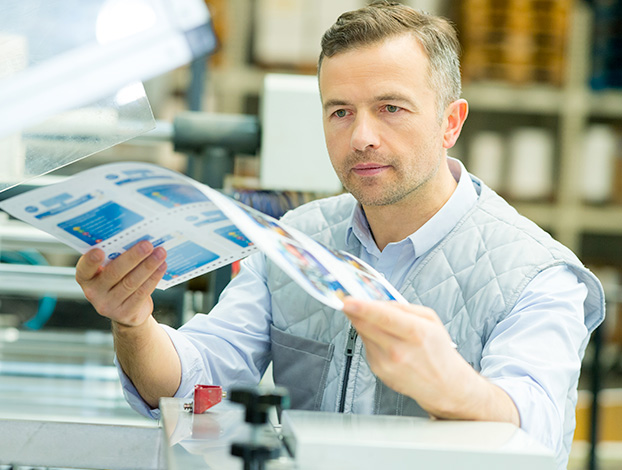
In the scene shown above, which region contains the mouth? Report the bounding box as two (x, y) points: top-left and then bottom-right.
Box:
(351, 163), (390, 176)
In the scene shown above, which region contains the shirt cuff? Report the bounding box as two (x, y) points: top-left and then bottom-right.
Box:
(115, 322), (208, 418)
(115, 355), (161, 419)
(488, 375), (562, 454)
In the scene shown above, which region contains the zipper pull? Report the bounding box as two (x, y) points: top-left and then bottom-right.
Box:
(345, 326), (358, 356)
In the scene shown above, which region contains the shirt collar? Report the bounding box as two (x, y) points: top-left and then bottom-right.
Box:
(345, 157), (478, 258)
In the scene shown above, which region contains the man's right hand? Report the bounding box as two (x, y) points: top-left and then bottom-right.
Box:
(75, 240), (167, 328)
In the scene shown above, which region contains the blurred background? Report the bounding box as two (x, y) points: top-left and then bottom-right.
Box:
(0, 0), (620, 469)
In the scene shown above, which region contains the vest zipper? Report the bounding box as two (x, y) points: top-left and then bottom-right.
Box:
(339, 326), (358, 413)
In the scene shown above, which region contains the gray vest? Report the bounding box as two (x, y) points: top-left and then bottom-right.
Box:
(267, 179), (604, 456)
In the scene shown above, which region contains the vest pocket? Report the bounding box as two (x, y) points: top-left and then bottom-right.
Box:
(270, 325), (335, 411)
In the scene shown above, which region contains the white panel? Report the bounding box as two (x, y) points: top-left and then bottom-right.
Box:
(260, 73), (342, 193)
(254, 0), (366, 66)
(254, 0), (306, 64)
(282, 410), (555, 470)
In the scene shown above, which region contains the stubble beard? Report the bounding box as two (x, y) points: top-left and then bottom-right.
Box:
(337, 151), (436, 207)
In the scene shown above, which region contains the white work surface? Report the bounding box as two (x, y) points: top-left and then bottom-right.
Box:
(161, 397), (555, 470)
(281, 410), (555, 470)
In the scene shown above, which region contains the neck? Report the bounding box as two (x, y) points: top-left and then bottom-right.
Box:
(364, 164), (458, 251)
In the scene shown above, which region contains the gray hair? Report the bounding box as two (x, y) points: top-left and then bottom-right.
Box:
(319, 1), (462, 119)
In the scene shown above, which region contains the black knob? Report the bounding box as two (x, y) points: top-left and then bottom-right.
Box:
(231, 441), (280, 470)
(230, 386), (290, 425)
(259, 387), (290, 410)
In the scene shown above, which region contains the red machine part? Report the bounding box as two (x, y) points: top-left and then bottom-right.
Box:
(193, 384), (224, 414)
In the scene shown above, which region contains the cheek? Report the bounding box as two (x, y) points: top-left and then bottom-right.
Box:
(324, 136), (342, 170)
(323, 120), (336, 144)
(402, 123), (443, 148)
(324, 127), (349, 154)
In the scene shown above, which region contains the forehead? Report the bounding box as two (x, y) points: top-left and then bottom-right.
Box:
(318, 34), (433, 102)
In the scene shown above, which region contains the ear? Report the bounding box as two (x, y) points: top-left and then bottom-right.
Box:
(442, 99), (468, 149)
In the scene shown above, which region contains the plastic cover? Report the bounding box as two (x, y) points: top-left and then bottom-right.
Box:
(0, 0), (214, 192)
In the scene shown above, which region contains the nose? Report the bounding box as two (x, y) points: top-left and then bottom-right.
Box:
(350, 112), (380, 152)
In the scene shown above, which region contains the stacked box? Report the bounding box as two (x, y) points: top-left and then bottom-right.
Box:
(590, 0), (622, 90)
(460, 0), (571, 86)
(252, 0), (364, 71)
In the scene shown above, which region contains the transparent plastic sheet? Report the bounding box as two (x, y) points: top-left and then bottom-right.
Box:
(0, 83), (155, 193)
(0, 0), (215, 192)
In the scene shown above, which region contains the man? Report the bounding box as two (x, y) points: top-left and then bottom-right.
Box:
(76, 2), (604, 468)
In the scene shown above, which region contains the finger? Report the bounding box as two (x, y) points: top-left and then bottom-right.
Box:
(358, 333), (384, 367)
(349, 315), (401, 352)
(344, 297), (437, 319)
(97, 240), (156, 291)
(119, 261), (167, 316)
(109, 246), (167, 302)
(342, 298), (429, 340)
(345, 298), (457, 352)
(76, 248), (106, 284)
(343, 298), (452, 349)
(349, 321), (413, 390)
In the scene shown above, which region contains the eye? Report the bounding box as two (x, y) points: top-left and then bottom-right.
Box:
(334, 109), (347, 118)
(385, 104), (400, 113)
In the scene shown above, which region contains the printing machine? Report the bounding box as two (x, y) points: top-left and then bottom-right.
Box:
(160, 388), (556, 470)
(0, 2), (566, 469)
(0, 385), (556, 470)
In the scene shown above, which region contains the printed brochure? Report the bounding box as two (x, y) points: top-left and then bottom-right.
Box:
(0, 162), (406, 310)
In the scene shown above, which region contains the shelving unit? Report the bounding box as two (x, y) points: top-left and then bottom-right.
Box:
(455, 1), (622, 255)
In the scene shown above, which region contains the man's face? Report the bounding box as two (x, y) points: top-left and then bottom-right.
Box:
(319, 34), (447, 209)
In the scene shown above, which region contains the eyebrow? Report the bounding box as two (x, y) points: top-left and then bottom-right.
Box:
(322, 94), (420, 112)
(323, 99), (350, 112)
(375, 94), (420, 111)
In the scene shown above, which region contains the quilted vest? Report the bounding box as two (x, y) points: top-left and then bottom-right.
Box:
(266, 178), (604, 461)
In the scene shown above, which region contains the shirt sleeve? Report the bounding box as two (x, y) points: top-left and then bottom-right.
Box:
(480, 265), (589, 458)
(116, 252), (273, 418)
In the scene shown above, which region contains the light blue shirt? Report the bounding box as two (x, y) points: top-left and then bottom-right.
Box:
(118, 158), (588, 466)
